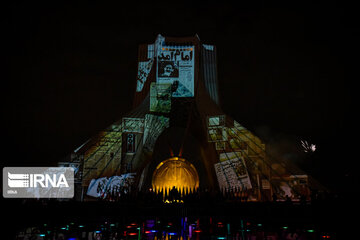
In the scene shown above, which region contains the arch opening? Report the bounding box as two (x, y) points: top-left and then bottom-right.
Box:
(152, 157), (199, 192)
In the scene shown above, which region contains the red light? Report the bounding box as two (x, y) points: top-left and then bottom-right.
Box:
(145, 231), (150, 234)
(194, 230), (202, 233)
(128, 233), (137, 236)
(130, 223), (137, 226)
(168, 223), (172, 226)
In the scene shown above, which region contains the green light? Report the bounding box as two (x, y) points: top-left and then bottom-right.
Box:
(217, 238), (226, 240)
(39, 234), (45, 237)
(79, 225), (84, 228)
(60, 227), (66, 230)
(282, 227), (288, 229)
(110, 224), (115, 227)
(307, 229), (315, 233)
(70, 222), (75, 225)
(44, 224), (47, 227)
(257, 224), (262, 227)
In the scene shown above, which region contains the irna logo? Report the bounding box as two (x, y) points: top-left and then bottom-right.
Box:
(3, 167), (74, 198)
(8, 172), (69, 188)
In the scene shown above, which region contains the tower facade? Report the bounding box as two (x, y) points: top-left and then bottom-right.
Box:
(63, 34), (312, 201)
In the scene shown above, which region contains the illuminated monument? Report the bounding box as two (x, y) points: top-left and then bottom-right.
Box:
(63, 34), (316, 201)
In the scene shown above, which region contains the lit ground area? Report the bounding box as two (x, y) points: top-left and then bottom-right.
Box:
(6, 195), (353, 240)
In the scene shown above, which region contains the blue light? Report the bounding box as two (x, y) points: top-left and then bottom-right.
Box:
(39, 234), (45, 237)
(151, 230), (157, 233)
(95, 231), (101, 233)
(217, 237), (226, 240)
(68, 238), (76, 240)
(169, 233), (176, 235)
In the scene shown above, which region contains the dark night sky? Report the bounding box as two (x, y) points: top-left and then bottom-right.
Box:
(3, 1), (358, 192)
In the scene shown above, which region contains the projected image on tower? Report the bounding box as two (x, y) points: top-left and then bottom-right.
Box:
(136, 59), (153, 92)
(150, 82), (171, 113)
(158, 61), (179, 77)
(156, 47), (194, 97)
(215, 152), (252, 191)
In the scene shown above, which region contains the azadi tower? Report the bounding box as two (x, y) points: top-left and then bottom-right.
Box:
(60, 34), (318, 201)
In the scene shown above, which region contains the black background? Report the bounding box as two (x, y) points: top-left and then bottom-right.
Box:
(3, 1), (358, 194)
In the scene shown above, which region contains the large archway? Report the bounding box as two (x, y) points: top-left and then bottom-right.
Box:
(141, 125), (217, 191)
(152, 157), (199, 192)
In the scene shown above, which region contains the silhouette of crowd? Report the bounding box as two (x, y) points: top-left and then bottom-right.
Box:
(94, 185), (324, 205)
